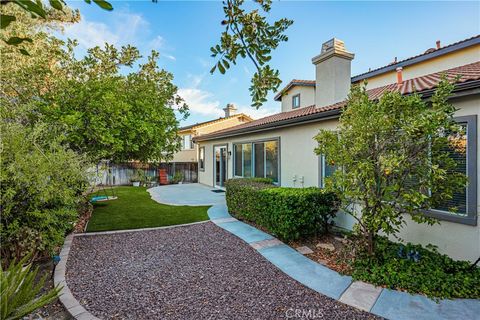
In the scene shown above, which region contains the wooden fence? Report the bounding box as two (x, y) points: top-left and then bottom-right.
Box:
(97, 162), (198, 186)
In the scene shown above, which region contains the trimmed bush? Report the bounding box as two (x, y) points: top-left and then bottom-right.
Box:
(225, 178), (339, 241)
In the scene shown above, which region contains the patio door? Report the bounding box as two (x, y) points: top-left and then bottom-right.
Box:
(214, 145), (227, 189)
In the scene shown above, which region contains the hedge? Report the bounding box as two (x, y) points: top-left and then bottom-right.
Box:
(225, 178), (339, 241)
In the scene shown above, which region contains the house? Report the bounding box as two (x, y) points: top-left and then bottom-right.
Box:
(162, 105), (252, 182)
(194, 35), (480, 262)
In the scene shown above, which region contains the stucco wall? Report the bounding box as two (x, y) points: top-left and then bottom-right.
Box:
(171, 115), (252, 163)
(198, 94), (480, 262)
(281, 86), (316, 112)
(359, 45), (480, 89)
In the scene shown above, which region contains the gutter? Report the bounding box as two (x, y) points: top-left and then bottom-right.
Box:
(194, 109), (342, 141)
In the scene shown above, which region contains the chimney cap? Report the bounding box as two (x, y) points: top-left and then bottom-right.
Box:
(223, 103), (237, 117)
(312, 38), (354, 65)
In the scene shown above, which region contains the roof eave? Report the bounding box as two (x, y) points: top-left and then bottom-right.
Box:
(194, 79), (480, 142)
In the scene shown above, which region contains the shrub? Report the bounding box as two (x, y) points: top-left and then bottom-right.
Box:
(225, 178), (339, 241)
(0, 255), (61, 320)
(0, 123), (89, 266)
(350, 237), (480, 299)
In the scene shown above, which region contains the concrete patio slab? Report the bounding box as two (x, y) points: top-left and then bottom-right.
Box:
(339, 281), (382, 312)
(258, 244), (352, 300)
(148, 183), (225, 206)
(216, 220), (274, 243)
(371, 288), (480, 320)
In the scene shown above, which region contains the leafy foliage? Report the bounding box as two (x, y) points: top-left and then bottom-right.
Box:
(350, 237), (480, 299)
(0, 254), (61, 320)
(42, 45), (187, 163)
(0, 0), (111, 54)
(315, 80), (466, 253)
(0, 122), (90, 265)
(225, 178), (339, 240)
(211, 0), (293, 107)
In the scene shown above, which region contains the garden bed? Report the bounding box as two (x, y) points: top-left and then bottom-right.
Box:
(289, 234), (480, 300)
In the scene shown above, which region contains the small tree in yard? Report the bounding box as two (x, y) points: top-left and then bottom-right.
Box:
(315, 79), (467, 254)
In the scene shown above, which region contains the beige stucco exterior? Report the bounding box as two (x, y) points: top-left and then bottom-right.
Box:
(197, 94), (480, 262)
(280, 86), (316, 112)
(171, 114), (252, 163)
(357, 45), (480, 89)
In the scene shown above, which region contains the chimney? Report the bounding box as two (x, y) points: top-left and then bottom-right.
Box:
(312, 38), (355, 107)
(223, 103), (237, 117)
(436, 40), (441, 49)
(396, 67), (403, 85)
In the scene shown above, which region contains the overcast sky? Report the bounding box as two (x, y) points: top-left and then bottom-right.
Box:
(64, 1), (480, 125)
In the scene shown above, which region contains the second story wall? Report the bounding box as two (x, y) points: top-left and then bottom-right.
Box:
(357, 44), (480, 89)
(281, 86), (316, 112)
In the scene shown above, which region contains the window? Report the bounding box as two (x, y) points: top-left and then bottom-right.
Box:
(199, 147), (205, 171)
(319, 154), (337, 188)
(233, 139), (279, 183)
(292, 94), (300, 109)
(182, 134), (193, 150)
(428, 115), (477, 225)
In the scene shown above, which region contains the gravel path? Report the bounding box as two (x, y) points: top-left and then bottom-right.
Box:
(66, 222), (379, 319)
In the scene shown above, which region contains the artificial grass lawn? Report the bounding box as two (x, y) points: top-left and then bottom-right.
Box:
(86, 186), (210, 232)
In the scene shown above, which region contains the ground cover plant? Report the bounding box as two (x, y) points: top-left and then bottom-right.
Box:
(350, 237), (480, 299)
(87, 187), (210, 232)
(225, 178), (339, 241)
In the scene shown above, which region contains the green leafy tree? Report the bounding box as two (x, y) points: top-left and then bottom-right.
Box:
(0, 254), (61, 320)
(41, 44), (187, 163)
(315, 80), (467, 254)
(211, 0), (293, 107)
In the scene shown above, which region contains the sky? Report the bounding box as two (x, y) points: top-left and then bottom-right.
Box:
(63, 1), (480, 126)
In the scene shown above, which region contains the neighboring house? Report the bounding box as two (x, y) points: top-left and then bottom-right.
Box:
(163, 104), (252, 182)
(194, 35), (480, 262)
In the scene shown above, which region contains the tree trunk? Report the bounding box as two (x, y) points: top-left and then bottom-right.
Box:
(367, 231), (374, 255)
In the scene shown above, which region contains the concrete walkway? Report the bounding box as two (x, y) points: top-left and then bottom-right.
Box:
(148, 183), (225, 206)
(150, 183), (480, 320)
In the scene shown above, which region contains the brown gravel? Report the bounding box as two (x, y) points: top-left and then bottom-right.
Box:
(66, 222), (380, 319)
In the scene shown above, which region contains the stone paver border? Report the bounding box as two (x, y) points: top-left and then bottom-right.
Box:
(54, 221), (210, 320)
(54, 234), (100, 320)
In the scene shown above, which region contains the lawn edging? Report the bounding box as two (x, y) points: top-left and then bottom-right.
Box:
(55, 221), (211, 320)
(209, 204), (480, 320)
(54, 233), (100, 320)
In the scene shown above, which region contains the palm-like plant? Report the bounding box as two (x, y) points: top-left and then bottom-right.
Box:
(1, 255), (61, 320)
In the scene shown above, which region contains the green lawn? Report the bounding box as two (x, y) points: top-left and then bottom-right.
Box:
(86, 186), (210, 232)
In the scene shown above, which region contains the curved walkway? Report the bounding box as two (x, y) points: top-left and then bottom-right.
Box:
(55, 184), (480, 320)
(151, 184), (480, 320)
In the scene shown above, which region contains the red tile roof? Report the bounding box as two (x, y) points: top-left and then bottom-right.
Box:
(352, 35), (480, 81)
(273, 79), (316, 101)
(195, 61), (480, 142)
